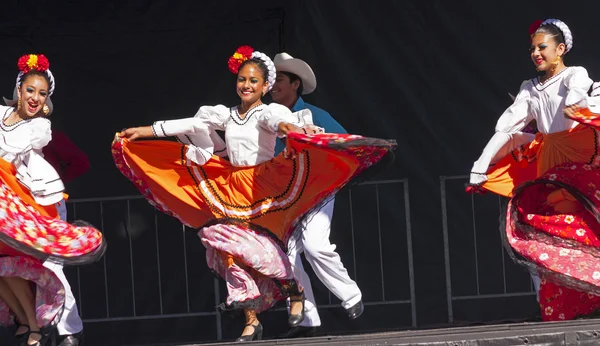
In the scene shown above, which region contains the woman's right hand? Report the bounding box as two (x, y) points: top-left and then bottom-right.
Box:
(563, 105), (581, 119)
(119, 126), (154, 141)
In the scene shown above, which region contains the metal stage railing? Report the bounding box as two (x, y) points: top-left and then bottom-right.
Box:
(65, 179), (416, 341)
(63, 174), (541, 339)
(440, 175), (537, 324)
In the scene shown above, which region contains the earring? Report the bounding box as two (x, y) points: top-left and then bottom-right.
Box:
(42, 104), (50, 115)
(551, 56), (561, 72)
(17, 97), (21, 111)
(552, 55), (561, 65)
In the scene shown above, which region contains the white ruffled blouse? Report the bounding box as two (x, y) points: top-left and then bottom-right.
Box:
(152, 103), (313, 167)
(0, 105), (64, 205)
(470, 66), (593, 184)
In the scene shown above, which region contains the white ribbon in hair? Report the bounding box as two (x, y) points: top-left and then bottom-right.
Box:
(16, 69), (56, 96)
(251, 51), (276, 92)
(541, 19), (573, 53)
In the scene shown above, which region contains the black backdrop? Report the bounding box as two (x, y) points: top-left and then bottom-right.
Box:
(1, 0), (599, 345)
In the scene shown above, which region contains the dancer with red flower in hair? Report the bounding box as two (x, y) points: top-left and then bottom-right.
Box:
(114, 45), (395, 341)
(467, 19), (600, 321)
(0, 54), (106, 345)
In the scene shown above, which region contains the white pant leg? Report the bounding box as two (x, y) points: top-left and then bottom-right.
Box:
(44, 201), (83, 335)
(287, 232), (322, 327)
(43, 261), (83, 335)
(302, 198), (362, 309)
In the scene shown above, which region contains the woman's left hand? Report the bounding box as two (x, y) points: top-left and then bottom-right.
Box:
(277, 122), (304, 136)
(277, 122), (324, 136)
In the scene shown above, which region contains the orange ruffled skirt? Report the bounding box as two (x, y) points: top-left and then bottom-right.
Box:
(113, 132), (395, 311)
(112, 132), (396, 245)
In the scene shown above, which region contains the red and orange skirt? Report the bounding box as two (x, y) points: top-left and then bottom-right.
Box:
(0, 157), (106, 328)
(475, 112), (600, 320)
(112, 132), (396, 310)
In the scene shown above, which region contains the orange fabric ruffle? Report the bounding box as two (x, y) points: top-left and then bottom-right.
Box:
(0, 158), (58, 256)
(481, 125), (599, 197)
(116, 138), (359, 241)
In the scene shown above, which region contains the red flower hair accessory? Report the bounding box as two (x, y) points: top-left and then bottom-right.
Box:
(17, 54), (50, 74)
(529, 20), (543, 39)
(228, 46), (254, 74)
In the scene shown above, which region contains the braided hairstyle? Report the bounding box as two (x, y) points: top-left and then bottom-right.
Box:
(534, 19), (573, 54)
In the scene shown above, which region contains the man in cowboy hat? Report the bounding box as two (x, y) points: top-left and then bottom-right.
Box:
(4, 89), (88, 346)
(271, 53), (363, 338)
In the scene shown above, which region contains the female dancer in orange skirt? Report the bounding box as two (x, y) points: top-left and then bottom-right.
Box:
(114, 46), (395, 341)
(468, 19), (600, 321)
(0, 54), (106, 345)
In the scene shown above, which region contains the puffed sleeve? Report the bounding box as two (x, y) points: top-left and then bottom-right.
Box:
(1, 118), (52, 155)
(495, 81), (533, 133)
(470, 81), (535, 185)
(257, 103), (308, 134)
(151, 105), (229, 137)
(563, 66), (594, 107)
(29, 118), (52, 150)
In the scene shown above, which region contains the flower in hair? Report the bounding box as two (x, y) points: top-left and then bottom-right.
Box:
(228, 45), (254, 74)
(529, 20), (543, 39)
(17, 54), (50, 73)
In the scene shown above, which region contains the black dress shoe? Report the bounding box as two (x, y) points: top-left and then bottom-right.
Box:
(346, 300), (364, 319)
(278, 326), (317, 339)
(58, 331), (84, 346)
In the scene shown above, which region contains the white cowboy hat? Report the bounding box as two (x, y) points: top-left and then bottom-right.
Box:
(3, 86), (53, 115)
(273, 53), (317, 95)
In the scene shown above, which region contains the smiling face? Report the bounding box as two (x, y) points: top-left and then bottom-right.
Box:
(17, 73), (50, 118)
(530, 33), (566, 72)
(271, 72), (301, 105)
(236, 62), (269, 106)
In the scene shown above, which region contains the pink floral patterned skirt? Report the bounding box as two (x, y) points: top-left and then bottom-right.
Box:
(0, 256), (64, 328)
(506, 162), (600, 320)
(199, 223), (300, 312)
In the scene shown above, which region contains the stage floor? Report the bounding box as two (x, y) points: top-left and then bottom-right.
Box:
(162, 318), (600, 346)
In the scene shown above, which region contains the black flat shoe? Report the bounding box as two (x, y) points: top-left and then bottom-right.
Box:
(346, 300), (364, 320)
(288, 292), (306, 327)
(236, 322), (263, 342)
(277, 326), (317, 339)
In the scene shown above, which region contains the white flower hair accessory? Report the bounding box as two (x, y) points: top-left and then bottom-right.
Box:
(250, 51), (276, 92)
